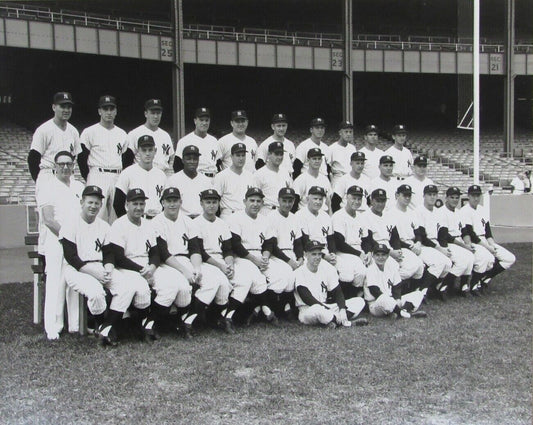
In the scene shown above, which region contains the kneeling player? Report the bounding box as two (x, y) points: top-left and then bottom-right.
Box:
(60, 185), (135, 346)
(364, 244), (427, 319)
(294, 240), (366, 328)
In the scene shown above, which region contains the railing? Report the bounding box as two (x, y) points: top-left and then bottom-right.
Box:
(1, 3), (532, 53)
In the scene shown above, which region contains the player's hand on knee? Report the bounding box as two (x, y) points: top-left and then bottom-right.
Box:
(183, 269), (196, 285)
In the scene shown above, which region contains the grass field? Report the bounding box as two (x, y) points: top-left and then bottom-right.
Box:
(0, 243), (531, 425)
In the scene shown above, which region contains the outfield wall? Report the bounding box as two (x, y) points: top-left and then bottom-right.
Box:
(0, 195), (531, 249)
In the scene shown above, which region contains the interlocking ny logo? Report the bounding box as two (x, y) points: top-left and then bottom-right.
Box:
(69, 143), (74, 154)
(250, 149), (256, 160)
(182, 233), (189, 246)
(218, 235), (224, 247)
(290, 230), (296, 241)
(156, 185), (164, 197)
(162, 144), (171, 155)
(321, 226), (329, 236)
(387, 278), (393, 289)
(358, 228), (364, 238)
(458, 221), (463, 231)
(117, 144), (123, 155)
(481, 218), (486, 227)
(63, 93), (69, 100)
(94, 238), (103, 252)
(386, 225), (394, 237)
(321, 281), (328, 294)
(145, 240), (152, 252)
(211, 150), (217, 161)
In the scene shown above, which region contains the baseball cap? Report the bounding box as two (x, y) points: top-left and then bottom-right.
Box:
(364, 124), (378, 134)
(231, 143), (247, 154)
(307, 147), (324, 158)
(373, 243), (390, 254)
(53, 92), (74, 105)
(231, 110), (248, 120)
(310, 117), (326, 127)
(183, 145), (201, 156)
(423, 184), (439, 194)
(161, 187), (181, 201)
(308, 186), (326, 197)
(392, 124), (407, 134)
(271, 113), (288, 124)
(245, 187), (265, 199)
(54, 151), (74, 162)
(305, 240), (325, 252)
(138, 135), (155, 148)
(396, 184), (413, 195)
(467, 185), (483, 195)
(200, 189), (221, 200)
(346, 185), (364, 197)
(278, 187), (296, 199)
(194, 107), (210, 118)
(371, 188), (387, 200)
(339, 121), (353, 130)
(350, 151), (366, 162)
(379, 155), (395, 164)
(98, 95), (116, 108)
(82, 185), (104, 198)
(126, 188), (148, 202)
(268, 141), (284, 153)
(144, 99), (163, 110)
(446, 186), (461, 197)
(413, 155), (428, 166)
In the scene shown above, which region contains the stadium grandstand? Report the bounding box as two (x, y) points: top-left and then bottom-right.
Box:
(0, 0), (531, 225)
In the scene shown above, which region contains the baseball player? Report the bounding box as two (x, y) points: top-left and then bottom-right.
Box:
(293, 117), (331, 179)
(60, 185), (134, 346)
(404, 155), (434, 210)
(460, 184), (515, 294)
(125, 99), (174, 174)
(213, 142), (255, 220)
(359, 189), (426, 290)
(107, 188), (179, 341)
(359, 125), (384, 180)
(152, 187), (232, 336)
(174, 107), (219, 178)
(114, 135), (166, 219)
(368, 155), (401, 211)
(194, 188), (263, 332)
(28, 92), (81, 255)
(264, 187), (304, 318)
(413, 184), (453, 299)
(329, 121), (357, 187)
(392, 184), (451, 298)
(227, 187), (294, 325)
(332, 185), (371, 306)
(252, 141), (293, 216)
(364, 244), (426, 319)
(78, 95), (128, 223)
(166, 145), (212, 218)
(217, 110), (258, 173)
(256, 113), (296, 176)
(293, 148), (332, 213)
(331, 151), (371, 213)
(384, 125), (413, 179)
(436, 186), (477, 296)
(293, 240), (366, 328)
(37, 151), (84, 340)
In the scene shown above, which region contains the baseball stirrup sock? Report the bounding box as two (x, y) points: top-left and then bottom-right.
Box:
(485, 261), (505, 280)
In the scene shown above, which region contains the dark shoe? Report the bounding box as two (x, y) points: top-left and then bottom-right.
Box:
(352, 317), (369, 326)
(265, 312), (281, 327)
(178, 323), (194, 339)
(218, 317), (236, 334)
(245, 310), (259, 327)
(143, 320), (160, 342)
(411, 310), (428, 319)
(98, 325), (118, 347)
(326, 321), (337, 329)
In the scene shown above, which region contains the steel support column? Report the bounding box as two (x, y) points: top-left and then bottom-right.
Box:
(503, 0), (515, 155)
(342, 0), (353, 123)
(172, 0), (185, 142)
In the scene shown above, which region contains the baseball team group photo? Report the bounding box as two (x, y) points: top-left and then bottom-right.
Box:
(0, 1), (531, 424)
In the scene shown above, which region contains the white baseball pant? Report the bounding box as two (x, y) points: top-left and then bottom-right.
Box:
(112, 269), (151, 310)
(263, 257), (294, 293)
(87, 168), (120, 223)
(472, 244), (495, 273)
(35, 169), (55, 255)
(336, 253), (366, 287)
(368, 290), (424, 317)
(388, 249), (424, 280)
(152, 265), (188, 307)
(298, 298), (365, 326)
(419, 246), (452, 278)
(234, 258), (268, 295)
(448, 245), (474, 276)
(480, 240), (516, 270)
(63, 264), (107, 315)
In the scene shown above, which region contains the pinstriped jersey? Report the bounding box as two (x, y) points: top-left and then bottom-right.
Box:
(151, 212), (198, 256)
(364, 259), (401, 302)
(194, 215), (232, 262)
(127, 125), (174, 172)
(294, 207), (333, 249)
(31, 119), (81, 170)
(331, 208), (365, 250)
(227, 211), (268, 252)
(107, 215), (156, 268)
(60, 215), (110, 262)
(437, 205), (463, 238)
(80, 123), (128, 169)
(293, 262), (339, 307)
(265, 210), (302, 252)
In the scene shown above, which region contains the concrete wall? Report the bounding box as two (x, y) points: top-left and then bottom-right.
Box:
(0, 205), (30, 249)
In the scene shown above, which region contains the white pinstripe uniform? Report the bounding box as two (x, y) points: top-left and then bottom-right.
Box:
(213, 167), (254, 220)
(333, 172), (371, 212)
(385, 145), (413, 179)
(80, 123), (128, 223)
(36, 176), (84, 338)
(404, 175), (434, 210)
(152, 211), (230, 307)
(257, 136), (296, 177)
(60, 214), (135, 315)
(294, 138), (331, 177)
(176, 132), (219, 177)
(265, 209), (302, 263)
(253, 166), (293, 216)
(115, 164), (166, 217)
(331, 208), (367, 287)
(368, 175), (401, 212)
(165, 171), (213, 218)
(329, 141), (357, 188)
(194, 214), (255, 303)
(218, 134), (258, 173)
(228, 210), (293, 294)
(359, 146), (384, 180)
(293, 172), (332, 213)
(128, 125), (174, 174)
(364, 257), (424, 317)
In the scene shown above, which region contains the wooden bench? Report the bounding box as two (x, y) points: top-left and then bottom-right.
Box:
(25, 233), (88, 336)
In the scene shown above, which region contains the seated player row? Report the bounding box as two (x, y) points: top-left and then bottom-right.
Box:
(28, 92), (416, 225)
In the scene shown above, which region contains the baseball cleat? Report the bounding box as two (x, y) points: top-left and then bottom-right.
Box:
(179, 323), (194, 339)
(245, 310), (259, 327)
(410, 310), (428, 318)
(399, 309), (411, 319)
(142, 320), (160, 342)
(388, 312), (399, 320)
(340, 320), (352, 327)
(326, 321), (337, 329)
(98, 325), (118, 347)
(218, 317), (236, 334)
(265, 312), (281, 327)
(352, 317), (369, 326)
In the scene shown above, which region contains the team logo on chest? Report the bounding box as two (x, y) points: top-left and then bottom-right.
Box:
(458, 221), (463, 232)
(117, 144), (123, 155)
(387, 278), (393, 289)
(145, 240), (152, 252)
(358, 228), (364, 238)
(182, 233), (189, 246)
(156, 184), (164, 198)
(321, 281), (328, 294)
(218, 235), (224, 248)
(94, 238), (103, 252)
(321, 226), (329, 236)
(162, 144), (171, 155)
(259, 232), (266, 244)
(481, 218), (486, 228)
(211, 150), (217, 161)
(290, 230), (296, 241)
(69, 143), (74, 154)
(386, 225), (394, 237)
(250, 149), (256, 160)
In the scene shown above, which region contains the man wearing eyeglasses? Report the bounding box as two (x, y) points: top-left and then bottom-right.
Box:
(36, 151), (85, 340)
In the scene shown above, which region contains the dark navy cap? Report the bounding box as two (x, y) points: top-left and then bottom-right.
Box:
(200, 189), (221, 200)
(339, 121), (353, 130)
(396, 184), (413, 195)
(245, 187), (265, 199)
(467, 185), (483, 195)
(423, 184), (439, 194)
(161, 187), (181, 200)
(308, 186), (326, 196)
(138, 135), (155, 148)
(194, 107), (210, 118)
(373, 243), (390, 254)
(310, 117), (326, 127)
(446, 186), (461, 197)
(144, 99), (163, 110)
(82, 185), (104, 198)
(183, 145), (201, 156)
(392, 124), (407, 134)
(371, 188), (387, 200)
(278, 187), (296, 199)
(414, 156), (428, 166)
(307, 147), (324, 158)
(364, 124), (378, 134)
(231, 110), (248, 120)
(53, 92), (74, 105)
(380, 155), (395, 164)
(127, 188), (148, 202)
(98, 95), (116, 108)
(305, 240), (325, 252)
(231, 143), (247, 154)
(347, 185), (364, 197)
(350, 151), (366, 162)
(272, 113), (288, 124)
(268, 141), (284, 153)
